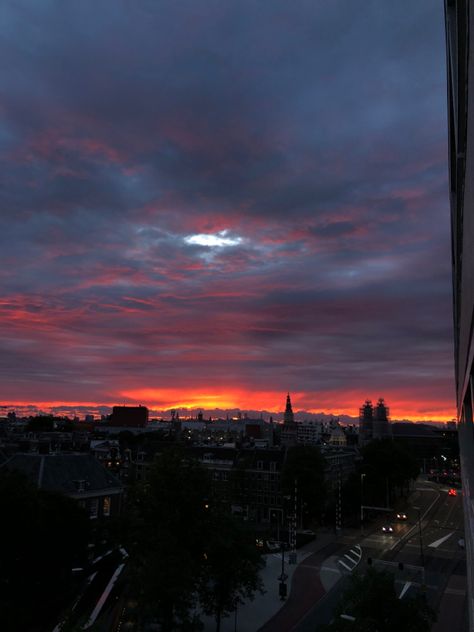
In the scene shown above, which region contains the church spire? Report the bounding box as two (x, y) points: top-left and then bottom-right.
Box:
(284, 392), (294, 424)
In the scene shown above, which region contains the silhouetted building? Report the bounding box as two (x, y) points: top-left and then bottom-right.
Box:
(283, 393), (294, 424)
(281, 393), (297, 446)
(359, 399), (374, 444)
(1, 453), (122, 519)
(110, 405), (148, 428)
(359, 398), (391, 444)
(373, 398), (391, 439)
(445, 2), (474, 624)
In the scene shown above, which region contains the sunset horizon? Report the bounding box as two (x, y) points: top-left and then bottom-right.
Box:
(2, 389), (457, 423)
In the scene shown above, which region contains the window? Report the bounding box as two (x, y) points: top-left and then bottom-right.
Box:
(89, 498), (99, 519)
(103, 496), (111, 517)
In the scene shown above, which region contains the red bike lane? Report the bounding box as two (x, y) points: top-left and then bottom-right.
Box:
(258, 542), (340, 632)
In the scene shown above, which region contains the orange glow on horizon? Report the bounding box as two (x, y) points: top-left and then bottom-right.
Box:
(2, 389), (457, 422)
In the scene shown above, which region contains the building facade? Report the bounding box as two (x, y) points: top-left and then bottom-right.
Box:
(445, 0), (474, 624)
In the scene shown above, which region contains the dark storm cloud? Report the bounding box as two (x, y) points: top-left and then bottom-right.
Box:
(0, 0), (453, 417)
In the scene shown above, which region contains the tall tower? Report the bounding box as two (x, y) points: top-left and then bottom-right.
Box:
(359, 399), (373, 445)
(284, 393), (295, 424)
(281, 393), (297, 446)
(373, 398), (391, 439)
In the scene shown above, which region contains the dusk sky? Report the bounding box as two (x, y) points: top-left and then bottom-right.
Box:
(0, 1), (454, 420)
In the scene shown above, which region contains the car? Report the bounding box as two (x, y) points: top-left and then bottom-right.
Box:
(396, 512), (407, 521)
(448, 488), (457, 497)
(382, 525), (394, 533)
(265, 540), (281, 552)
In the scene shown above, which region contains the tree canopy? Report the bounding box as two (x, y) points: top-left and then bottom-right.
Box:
(318, 567), (435, 632)
(0, 470), (89, 631)
(361, 438), (419, 505)
(199, 509), (264, 632)
(282, 445), (326, 524)
(128, 448), (263, 632)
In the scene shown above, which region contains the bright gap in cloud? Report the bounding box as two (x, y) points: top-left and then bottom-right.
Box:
(184, 230), (242, 248)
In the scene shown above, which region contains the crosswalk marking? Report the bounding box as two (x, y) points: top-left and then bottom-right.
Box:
(398, 581), (412, 599)
(338, 559), (352, 571)
(428, 532), (454, 548)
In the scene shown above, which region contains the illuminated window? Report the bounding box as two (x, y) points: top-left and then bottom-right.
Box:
(103, 496), (111, 517)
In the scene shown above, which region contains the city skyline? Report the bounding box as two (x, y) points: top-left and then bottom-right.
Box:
(0, 1), (454, 421)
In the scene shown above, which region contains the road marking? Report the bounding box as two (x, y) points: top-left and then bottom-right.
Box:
(338, 559), (352, 571)
(344, 554), (357, 564)
(350, 548), (361, 557)
(445, 587), (466, 595)
(321, 566), (341, 573)
(428, 532), (455, 548)
(399, 581), (412, 599)
(83, 563), (125, 629)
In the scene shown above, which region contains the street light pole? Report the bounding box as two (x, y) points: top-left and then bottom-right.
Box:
(360, 473), (366, 531)
(278, 542), (288, 600)
(413, 505), (425, 578)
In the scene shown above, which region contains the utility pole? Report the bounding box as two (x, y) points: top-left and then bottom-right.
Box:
(413, 505), (425, 584)
(360, 473), (366, 532)
(336, 464), (342, 534)
(288, 478), (297, 564)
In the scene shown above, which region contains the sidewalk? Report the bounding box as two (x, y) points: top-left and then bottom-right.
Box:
(201, 530), (342, 632)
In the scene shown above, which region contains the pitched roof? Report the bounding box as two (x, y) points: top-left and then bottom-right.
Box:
(2, 453), (122, 495)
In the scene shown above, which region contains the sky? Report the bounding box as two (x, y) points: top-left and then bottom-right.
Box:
(0, 1), (455, 421)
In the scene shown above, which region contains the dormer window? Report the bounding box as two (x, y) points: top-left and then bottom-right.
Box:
(74, 479), (87, 493)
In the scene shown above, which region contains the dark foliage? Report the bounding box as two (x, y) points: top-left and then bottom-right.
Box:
(318, 567), (435, 632)
(0, 470), (89, 631)
(128, 448), (263, 631)
(282, 445), (326, 524)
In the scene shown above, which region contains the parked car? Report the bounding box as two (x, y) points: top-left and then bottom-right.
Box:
(266, 540), (281, 552)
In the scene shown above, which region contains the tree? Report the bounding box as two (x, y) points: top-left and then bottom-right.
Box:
(361, 439), (419, 505)
(317, 567), (435, 632)
(27, 414), (55, 432)
(198, 510), (264, 632)
(128, 448), (264, 631)
(282, 445), (326, 524)
(129, 448), (211, 630)
(0, 470), (89, 631)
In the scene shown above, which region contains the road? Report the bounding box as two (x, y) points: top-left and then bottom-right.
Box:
(291, 480), (467, 631)
(65, 481), (466, 632)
